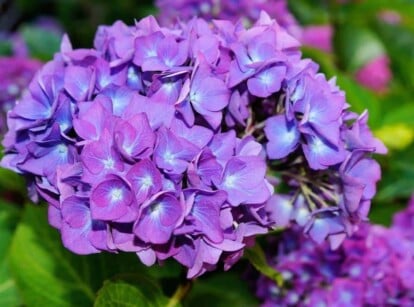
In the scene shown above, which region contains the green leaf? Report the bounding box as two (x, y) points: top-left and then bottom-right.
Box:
(94, 276), (169, 307)
(381, 103), (414, 127)
(334, 25), (385, 72)
(0, 202), (22, 307)
(375, 23), (414, 90)
(369, 199), (406, 226)
(19, 26), (61, 61)
(346, 0), (414, 23)
(8, 205), (174, 307)
(0, 40), (12, 56)
(0, 167), (27, 195)
(184, 272), (258, 307)
(287, 0), (330, 25)
(9, 205), (95, 306)
(244, 243), (283, 287)
(376, 147), (414, 202)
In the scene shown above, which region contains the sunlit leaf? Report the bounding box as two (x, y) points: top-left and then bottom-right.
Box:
(245, 244), (283, 287)
(8, 205), (175, 307)
(94, 276), (169, 307)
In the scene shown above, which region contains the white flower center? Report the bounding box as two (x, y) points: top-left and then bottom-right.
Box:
(110, 188), (123, 202)
(224, 174), (237, 188)
(56, 144), (68, 155)
(311, 138), (325, 154)
(164, 151), (175, 163)
(103, 158), (114, 169)
(141, 175), (153, 188)
(7, 84), (19, 96)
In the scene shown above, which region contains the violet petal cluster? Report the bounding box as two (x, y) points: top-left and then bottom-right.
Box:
(255, 200), (414, 306)
(1, 12), (384, 276)
(264, 72), (386, 247)
(156, 3), (386, 248)
(1, 15), (284, 278)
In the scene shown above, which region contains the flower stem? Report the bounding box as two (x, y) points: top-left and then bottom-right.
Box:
(166, 280), (193, 307)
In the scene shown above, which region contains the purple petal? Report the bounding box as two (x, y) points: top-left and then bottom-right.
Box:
(126, 159), (162, 205)
(265, 115), (300, 159)
(188, 190), (227, 243)
(60, 196), (107, 255)
(154, 127), (199, 174)
(247, 65), (286, 97)
(90, 175), (134, 221)
(218, 156), (270, 205)
(265, 194), (293, 228)
(64, 66), (95, 101)
(191, 71), (229, 113)
(114, 113), (155, 161)
(302, 135), (346, 170)
(134, 192), (184, 244)
(81, 130), (124, 176)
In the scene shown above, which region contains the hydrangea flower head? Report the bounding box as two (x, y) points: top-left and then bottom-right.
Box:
(1, 12), (384, 277)
(255, 212), (414, 306)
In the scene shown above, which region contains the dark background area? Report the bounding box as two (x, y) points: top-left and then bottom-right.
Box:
(0, 0), (155, 46)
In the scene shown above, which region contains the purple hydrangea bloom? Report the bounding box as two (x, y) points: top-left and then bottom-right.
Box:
(1, 15), (280, 278)
(1, 12), (384, 277)
(254, 207), (414, 306)
(263, 66), (386, 246)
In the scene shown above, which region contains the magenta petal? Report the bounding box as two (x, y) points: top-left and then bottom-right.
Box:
(134, 192), (183, 244)
(219, 156), (269, 205)
(73, 98), (111, 141)
(90, 175), (133, 221)
(136, 249), (157, 266)
(126, 159), (162, 204)
(170, 119), (213, 149)
(61, 197), (90, 228)
(81, 130), (124, 176)
(190, 71), (229, 113)
(188, 190), (227, 243)
(114, 113), (155, 161)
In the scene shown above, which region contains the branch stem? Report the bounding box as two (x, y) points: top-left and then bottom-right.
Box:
(166, 280), (193, 307)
